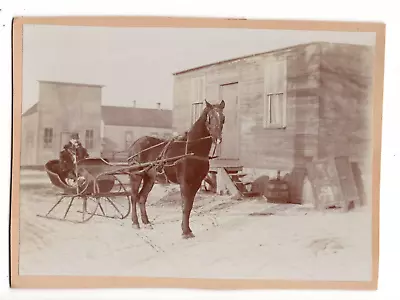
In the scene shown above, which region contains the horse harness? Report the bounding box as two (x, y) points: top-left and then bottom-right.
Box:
(127, 134), (218, 180)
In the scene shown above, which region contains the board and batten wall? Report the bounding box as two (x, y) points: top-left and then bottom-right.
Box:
(173, 42), (373, 204)
(36, 82), (103, 165)
(239, 43), (321, 171)
(173, 43), (322, 172)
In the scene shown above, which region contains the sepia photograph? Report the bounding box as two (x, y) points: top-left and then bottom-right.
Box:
(10, 17), (385, 289)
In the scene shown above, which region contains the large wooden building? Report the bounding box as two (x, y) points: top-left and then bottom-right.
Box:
(172, 42), (373, 202)
(21, 81), (173, 166)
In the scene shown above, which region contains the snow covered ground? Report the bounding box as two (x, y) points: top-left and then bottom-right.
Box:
(18, 170), (372, 281)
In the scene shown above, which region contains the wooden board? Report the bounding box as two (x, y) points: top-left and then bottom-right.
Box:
(288, 167), (307, 204)
(306, 157), (347, 211)
(334, 156), (361, 208)
(216, 167), (242, 197)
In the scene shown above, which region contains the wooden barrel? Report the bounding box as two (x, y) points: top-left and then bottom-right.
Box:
(265, 177), (290, 203)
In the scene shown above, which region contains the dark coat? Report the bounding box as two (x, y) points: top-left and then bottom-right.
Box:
(59, 141), (89, 180)
(59, 148), (75, 179)
(75, 142), (89, 161)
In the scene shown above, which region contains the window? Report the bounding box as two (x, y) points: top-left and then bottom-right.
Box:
(125, 131), (133, 149)
(263, 58), (287, 129)
(85, 130), (94, 149)
(191, 76), (206, 124)
(264, 93), (285, 128)
(43, 128), (53, 148)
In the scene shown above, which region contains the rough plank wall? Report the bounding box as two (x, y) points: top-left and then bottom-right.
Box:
(172, 43), (322, 171)
(239, 44), (321, 170)
(318, 43), (373, 175)
(172, 63), (239, 133)
(287, 43), (321, 166)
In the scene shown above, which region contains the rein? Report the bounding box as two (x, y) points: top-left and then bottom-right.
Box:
(126, 134), (219, 178)
(127, 135), (214, 163)
(126, 106), (222, 175)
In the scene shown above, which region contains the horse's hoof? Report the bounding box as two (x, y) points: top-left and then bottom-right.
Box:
(182, 232), (195, 239)
(143, 223), (153, 230)
(132, 223), (140, 229)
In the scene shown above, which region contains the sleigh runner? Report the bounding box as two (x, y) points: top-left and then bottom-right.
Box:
(38, 152), (198, 223)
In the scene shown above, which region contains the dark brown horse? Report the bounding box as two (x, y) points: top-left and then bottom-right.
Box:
(127, 100), (225, 239)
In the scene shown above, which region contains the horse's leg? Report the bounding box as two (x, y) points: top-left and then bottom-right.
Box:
(138, 170), (156, 228)
(129, 173), (142, 229)
(180, 180), (201, 239)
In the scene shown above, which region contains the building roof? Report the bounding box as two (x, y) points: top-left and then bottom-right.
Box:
(22, 103), (38, 117)
(101, 106), (172, 128)
(22, 103), (173, 129)
(172, 41), (334, 75)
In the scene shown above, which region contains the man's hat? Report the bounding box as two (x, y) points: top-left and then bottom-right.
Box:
(70, 133), (79, 139)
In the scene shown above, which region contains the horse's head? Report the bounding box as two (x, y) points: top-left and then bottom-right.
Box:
(204, 99), (225, 145)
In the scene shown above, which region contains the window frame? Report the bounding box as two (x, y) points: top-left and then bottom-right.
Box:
(263, 58), (288, 129)
(263, 92), (287, 129)
(191, 101), (204, 125)
(190, 76), (206, 125)
(85, 129), (94, 149)
(43, 128), (53, 148)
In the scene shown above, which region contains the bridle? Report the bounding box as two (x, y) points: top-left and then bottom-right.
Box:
(205, 107), (224, 141)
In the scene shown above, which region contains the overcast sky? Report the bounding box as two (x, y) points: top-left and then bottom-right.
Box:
(22, 25), (376, 113)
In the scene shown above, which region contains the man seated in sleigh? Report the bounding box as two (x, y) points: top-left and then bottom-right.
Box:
(59, 133), (89, 187)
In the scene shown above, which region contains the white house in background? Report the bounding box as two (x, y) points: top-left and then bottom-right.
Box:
(20, 80), (173, 166)
(20, 81), (104, 166)
(100, 105), (173, 160)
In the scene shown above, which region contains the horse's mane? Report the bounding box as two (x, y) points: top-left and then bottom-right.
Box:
(189, 107), (210, 131)
(126, 105), (210, 158)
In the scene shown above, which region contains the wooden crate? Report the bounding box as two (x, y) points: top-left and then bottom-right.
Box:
(306, 156), (360, 212)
